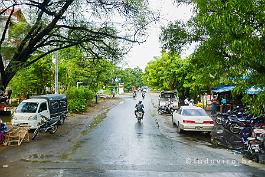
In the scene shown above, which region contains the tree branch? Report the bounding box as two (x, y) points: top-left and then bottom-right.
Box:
(23, 43), (80, 68)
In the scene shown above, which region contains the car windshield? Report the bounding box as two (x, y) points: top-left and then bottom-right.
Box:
(182, 109), (208, 116)
(161, 93), (175, 99)
(16, 102), (39, 113)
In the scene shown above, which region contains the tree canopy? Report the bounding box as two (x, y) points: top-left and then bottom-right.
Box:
(159, 0), (265, 113)
(0, 0), (157, 90)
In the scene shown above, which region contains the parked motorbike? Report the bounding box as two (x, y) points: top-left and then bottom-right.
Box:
(32, 115), (60, 140)
(228, 115), (252, 134)
(215, 106), (254, 134)
(229, 113), (264, 134)
(242, 128), (265, 162)
(135, 111), (144, 122)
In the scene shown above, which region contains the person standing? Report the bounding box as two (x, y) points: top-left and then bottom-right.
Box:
(221, 97), (227, 113)
(0, 119), (8, 144)
(211, 96), (218, 115)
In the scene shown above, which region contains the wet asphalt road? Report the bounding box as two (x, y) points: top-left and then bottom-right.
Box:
(22, 93), (264, 177)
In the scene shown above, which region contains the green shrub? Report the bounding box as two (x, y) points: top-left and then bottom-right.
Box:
(66, 87), (94, 113)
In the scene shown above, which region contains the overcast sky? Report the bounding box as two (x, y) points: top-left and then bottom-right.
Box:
(124, 0), (194, 70)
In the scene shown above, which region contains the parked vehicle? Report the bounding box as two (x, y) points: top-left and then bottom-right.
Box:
(215, 107), (264, 134)
(242, 128), (265, 162)
(158, 100), (174, 115)
(12, 94), (68, 129)
(31, 115), (60, 140)
(158, 91), (179, 110)
(135, 111), (144, 122)
(172, 106), (214, 133)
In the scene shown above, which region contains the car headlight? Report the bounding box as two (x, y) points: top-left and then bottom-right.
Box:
(160, 102), (166, 106)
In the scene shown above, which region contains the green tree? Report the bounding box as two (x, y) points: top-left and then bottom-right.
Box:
(118, 67), (144, 92)
(160, 0), (265, 112)
(8, 56), (53, 98)
(0, 0), (157, 90)
(143, 51), (198, 100)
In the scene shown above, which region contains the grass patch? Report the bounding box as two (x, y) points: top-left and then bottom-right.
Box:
(61, 140), (85, 160)
(80, 109), (109, 136)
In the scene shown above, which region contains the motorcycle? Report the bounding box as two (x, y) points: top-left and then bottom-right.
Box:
(135, 110), (144, 122)
(215, 107), (253, 134)
(242, 128), (265, 162)
(32, 115), (60, 140)
(215, 111), (232, 125)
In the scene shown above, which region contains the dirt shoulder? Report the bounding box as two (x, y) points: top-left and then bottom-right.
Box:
(0, 98), (121, 166)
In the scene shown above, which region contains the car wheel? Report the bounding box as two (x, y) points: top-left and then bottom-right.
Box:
(177, 122), (183, 133)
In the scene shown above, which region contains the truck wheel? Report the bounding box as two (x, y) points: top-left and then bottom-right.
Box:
(158, 108), (162, 115)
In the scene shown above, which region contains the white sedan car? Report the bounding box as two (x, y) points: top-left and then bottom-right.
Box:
(172, 106), (214, 133)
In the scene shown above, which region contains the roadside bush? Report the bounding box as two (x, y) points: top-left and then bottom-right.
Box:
(66, 87), (94, 113)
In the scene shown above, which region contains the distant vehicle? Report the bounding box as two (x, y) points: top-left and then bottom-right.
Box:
(172, 106), (214, 133)
(158, 91), (179, 110)
(12, 94), (68, 129)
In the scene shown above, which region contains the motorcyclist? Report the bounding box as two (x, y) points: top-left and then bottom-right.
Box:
(135, 100), (144, 117)
(142, 92), (145, 99)
(133, 90), (137, 98)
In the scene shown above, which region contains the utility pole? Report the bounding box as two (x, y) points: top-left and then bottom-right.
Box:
(55, 50), (59, 94)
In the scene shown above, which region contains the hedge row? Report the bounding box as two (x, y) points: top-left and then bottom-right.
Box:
(66, 87), (94, 113)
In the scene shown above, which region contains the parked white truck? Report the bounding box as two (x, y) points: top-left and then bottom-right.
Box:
(12, 94), (68, 129)
(158, 91), (179, 110)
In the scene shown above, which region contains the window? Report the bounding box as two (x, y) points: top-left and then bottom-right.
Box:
(60, 101), (67, 108)
(182, 109), (208, 116)
(16, 102), (38, 113)
(38, 102), (47, 113)
(51, 101), (59, 110)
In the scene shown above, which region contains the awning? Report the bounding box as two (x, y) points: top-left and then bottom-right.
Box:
(246, 87), (262, 95)
(212, 85), (236, 93)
